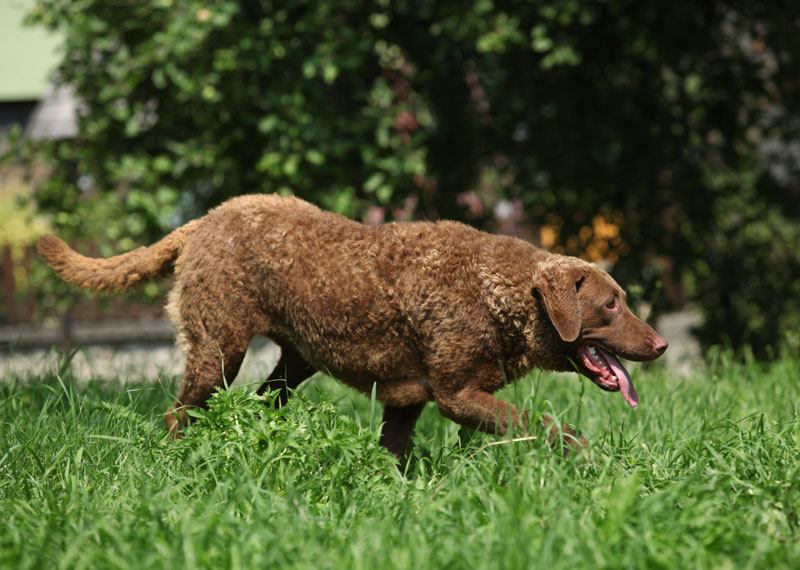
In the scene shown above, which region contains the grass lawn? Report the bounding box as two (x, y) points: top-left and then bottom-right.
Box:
(2, 345), (800, 569)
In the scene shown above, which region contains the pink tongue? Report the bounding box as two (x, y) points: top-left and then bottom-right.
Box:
(598, 347), (638, 408)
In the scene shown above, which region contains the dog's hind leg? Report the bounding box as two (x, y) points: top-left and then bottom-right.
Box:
(256, 344), (316, 407)
(165, 334), (249, 438)
(164, 283), (257, 437)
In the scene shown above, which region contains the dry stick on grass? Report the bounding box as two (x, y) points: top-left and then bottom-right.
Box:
(431, 435), (540, 498)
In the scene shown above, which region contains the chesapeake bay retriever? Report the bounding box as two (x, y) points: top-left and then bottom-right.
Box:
(38, 194), (667, 457)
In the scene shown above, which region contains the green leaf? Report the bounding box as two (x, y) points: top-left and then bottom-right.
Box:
(363, 172), (385, 193)
(322, 62), (339, 84)
(152, 156), (172, 173)
(282, 155), (299, 177)
(305, 149), (325, 165)
(376, 184), (393, 204)
(302, 60), (317, 79)
(258, 115), (279, 133)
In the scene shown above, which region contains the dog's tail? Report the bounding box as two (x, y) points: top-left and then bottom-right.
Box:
(37, 220), (202, 293)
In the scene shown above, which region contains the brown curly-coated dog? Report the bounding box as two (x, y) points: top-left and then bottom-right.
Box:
(38, 194), (667, 457)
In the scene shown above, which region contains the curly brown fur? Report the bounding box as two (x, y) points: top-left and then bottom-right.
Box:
(38, 194), (667, 458)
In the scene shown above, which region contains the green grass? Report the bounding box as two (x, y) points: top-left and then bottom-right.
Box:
(2, 346), (800, 569)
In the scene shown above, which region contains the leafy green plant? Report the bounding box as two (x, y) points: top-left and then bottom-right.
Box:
(13, 0), (800, 353)
(167, 388), (397, 503)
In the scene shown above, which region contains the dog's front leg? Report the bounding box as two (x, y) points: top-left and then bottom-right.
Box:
(379, 403), (426, 459)
(434, 384), (527, 436)
(431, 368), (588, 453)
(540, 414), (589, 454)
(435, 387), (588, 452)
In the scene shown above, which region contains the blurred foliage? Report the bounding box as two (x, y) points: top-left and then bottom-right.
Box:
(6, 0), (800, 355)
(0, 175), (50, 249)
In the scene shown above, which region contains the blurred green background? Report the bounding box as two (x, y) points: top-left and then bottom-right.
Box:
(1, 0), (799, 357)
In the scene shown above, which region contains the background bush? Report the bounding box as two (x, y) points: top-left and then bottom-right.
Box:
(11, 0), (800, 355)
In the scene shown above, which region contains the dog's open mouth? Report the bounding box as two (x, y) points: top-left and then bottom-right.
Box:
(577, 343), (638, 408)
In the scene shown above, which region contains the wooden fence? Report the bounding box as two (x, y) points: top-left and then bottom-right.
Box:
(1, 243), (166, 346)
(1, 245), (36, 325)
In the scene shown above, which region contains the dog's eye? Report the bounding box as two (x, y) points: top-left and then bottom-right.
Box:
(605, 299), (617, 310)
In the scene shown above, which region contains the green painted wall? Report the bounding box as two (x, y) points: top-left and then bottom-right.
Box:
(0, 1), (61, 101)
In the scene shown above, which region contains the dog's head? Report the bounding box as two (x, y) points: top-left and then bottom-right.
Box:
(533, 260), (668, 407)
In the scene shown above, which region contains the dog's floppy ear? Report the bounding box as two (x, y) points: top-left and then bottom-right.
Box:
(533, 267), (585, 342)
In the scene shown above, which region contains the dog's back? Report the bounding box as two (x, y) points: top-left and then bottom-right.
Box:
(169, 195), (541, 397)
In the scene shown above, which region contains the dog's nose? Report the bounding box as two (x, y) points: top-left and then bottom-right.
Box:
(653, 336), (668, 355)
